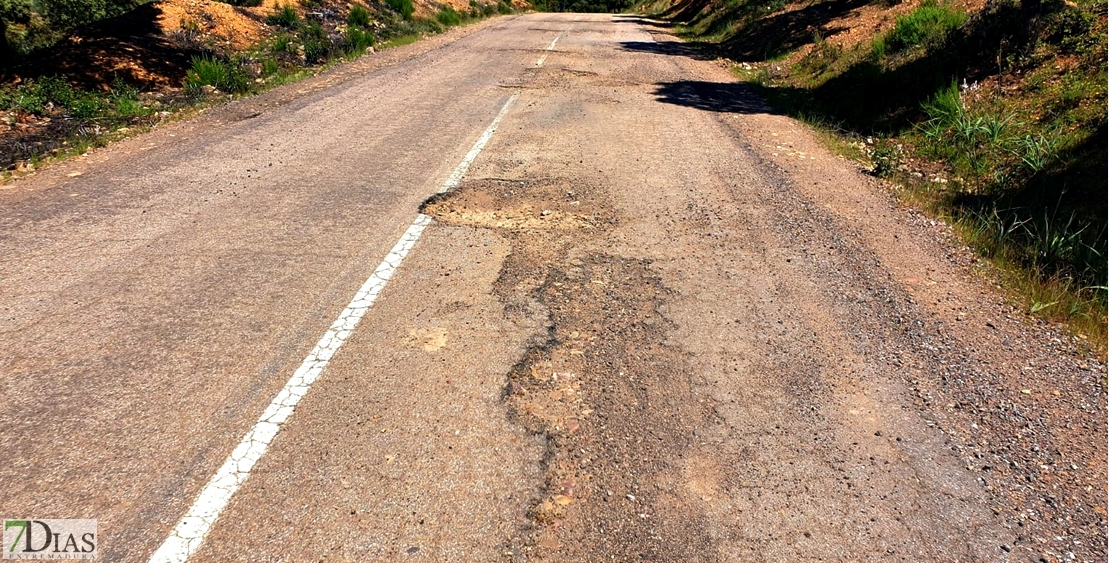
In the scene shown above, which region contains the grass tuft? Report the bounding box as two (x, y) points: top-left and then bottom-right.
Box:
(348, 3), (372, 28)
(384, 0), (415, 20)
(266, 5), (301, 29)
(873, 0), (967, 56)
(186, 56), (250, 94)
(436, 6), (463, 26)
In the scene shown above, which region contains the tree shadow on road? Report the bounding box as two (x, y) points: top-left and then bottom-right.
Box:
(652, 80), (779, 114)
(619, 39), (717, 61)
(611, 14), (675, 28)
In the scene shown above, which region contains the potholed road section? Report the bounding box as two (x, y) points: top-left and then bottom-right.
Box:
(1, 13), (1104, 563)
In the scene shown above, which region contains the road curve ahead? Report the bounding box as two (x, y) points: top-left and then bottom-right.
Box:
(1, 12), (1104, 563)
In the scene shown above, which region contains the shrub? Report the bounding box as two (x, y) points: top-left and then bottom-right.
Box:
(921, 80), (963, 124)
(497, 1), (512, 13)
(344, 26), (374, 53)
(108, 79), (147, 119)
(875, 0), (966, 55)
(384, 0), (414, 20)
(347, 3), (371, 27)
(867, 138), (903, 177)
(2, 76), (73, 115)
(261, 58), (281, 76)
(186, 56), (249, 94)
(0, 77), (121, 119)
(67, 92), (107, 119)
(300, 21), (332, 63)
(266, 5), (300, 29)
(36, 75), (75, 107)
(272, 32), (293, 52)
(436, 6), (461, 25)
(1041, 5), (1096, 54)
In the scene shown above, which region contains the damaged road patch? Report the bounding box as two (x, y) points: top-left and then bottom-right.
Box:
(423, 177), (720, 561)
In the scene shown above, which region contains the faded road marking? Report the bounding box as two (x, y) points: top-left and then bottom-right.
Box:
(536, 34), (561, 67)
(442, 94), (517, 193)
(147, 93), (518, 563)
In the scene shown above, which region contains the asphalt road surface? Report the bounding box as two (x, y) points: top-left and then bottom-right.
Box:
(1, 13), (1104, 563)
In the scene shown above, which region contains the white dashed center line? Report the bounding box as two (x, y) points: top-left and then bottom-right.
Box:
(536, 34), (561, 67)
(147, 93), (518, 563)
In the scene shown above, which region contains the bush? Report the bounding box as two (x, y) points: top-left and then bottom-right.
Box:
(1, 76), (74, 115)
(272, 32), (293, 52)
(108, 78), (147, 118)
(300, 21), (332, 63)
(497, 1), (512, 13)
(874, 0), (966, 55)
(261, 57), (280, 76)
(384, 0), (414, 20)
(0, 76), (120, 119)
(186, 56), (249, 94)
(38, 0), (106, 30)
(1041, 5), (1096, 54)
(266, 4), (300, 29)
(344, 26), (374, 53)
(347, 3), (371, 27)
(67, 92), (107, 119)
(436, 6), (461, 26)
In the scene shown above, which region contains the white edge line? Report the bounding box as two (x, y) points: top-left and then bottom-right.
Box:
(535, 34), (561, 67)
(147, 92), (518, 563)
(441, 93), (517, 193)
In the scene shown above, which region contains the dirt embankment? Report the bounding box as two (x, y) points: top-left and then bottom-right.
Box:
(3, 0), (486, 90)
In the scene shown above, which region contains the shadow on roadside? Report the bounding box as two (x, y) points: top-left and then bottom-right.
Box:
(611, 14), (675, 28)
(652, 80), (778, 114)
(619, 39), (716, 61)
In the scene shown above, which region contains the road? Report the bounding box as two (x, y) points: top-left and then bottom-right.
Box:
(1, 13), (1104, 563)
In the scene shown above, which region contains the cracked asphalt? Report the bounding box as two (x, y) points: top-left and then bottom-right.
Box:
(0, 13), (1104, 563)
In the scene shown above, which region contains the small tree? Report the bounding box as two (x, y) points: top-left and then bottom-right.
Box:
(0, 0), (32, 63)
(39, 0), (108, 30)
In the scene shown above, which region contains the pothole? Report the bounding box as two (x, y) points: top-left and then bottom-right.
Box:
(423, 177), (715, 560)
(420, 178), (611, 232)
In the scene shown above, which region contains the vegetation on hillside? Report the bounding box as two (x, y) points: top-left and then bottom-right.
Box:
(0, 0), (519, 173)
(533, 0), (630, 14)
(642, 0), (1106, 351)
(1, 0), (146, 61)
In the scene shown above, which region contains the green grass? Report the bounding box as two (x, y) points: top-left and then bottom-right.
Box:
(380, 32), (421, 48)
(348, 3), (372, 27)
(873, 0), (967, 57)
(343, 26), (375, 56)
(436, 6), (462, 26)
(186, 56), (250, 94)
(265, 5), (300, 29)
(0, 74), (150, 121)
(384, 0), (415, 20)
